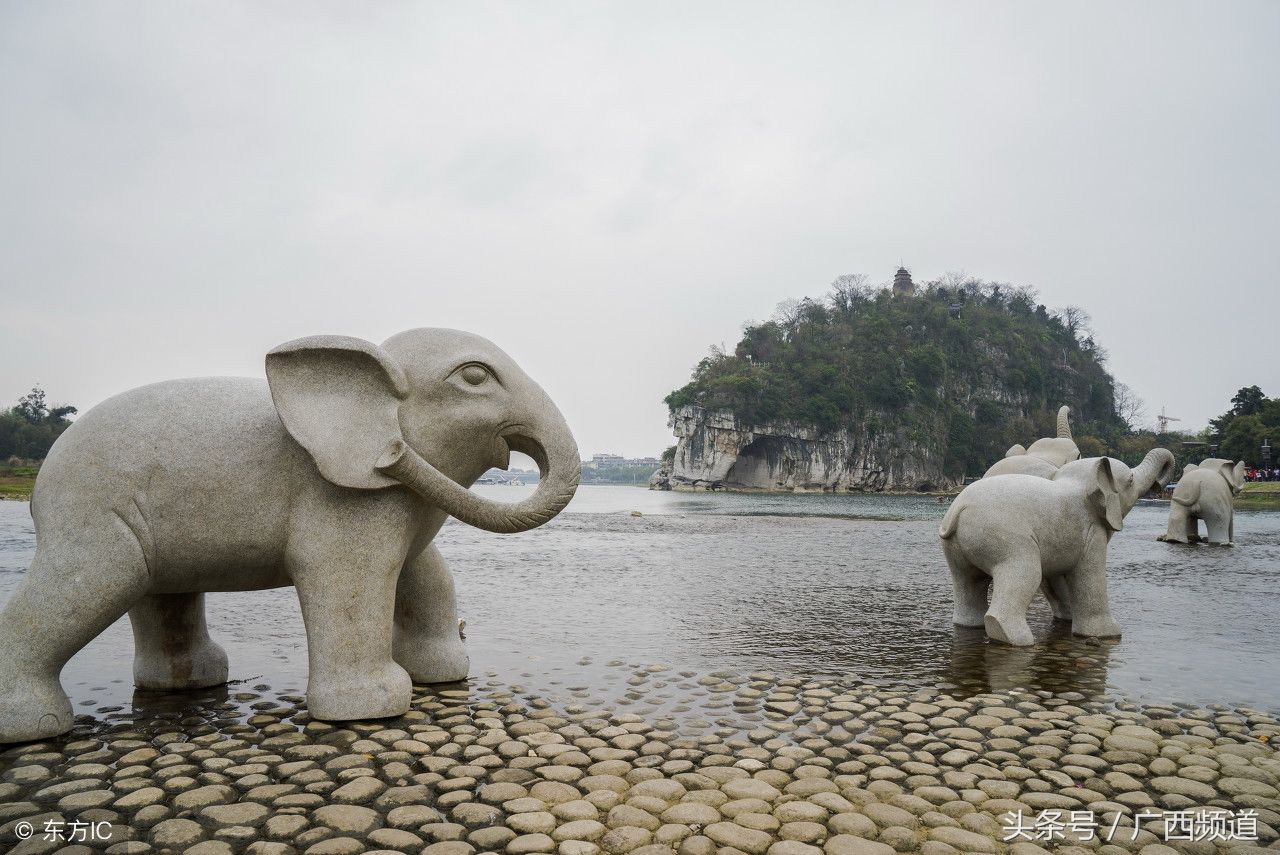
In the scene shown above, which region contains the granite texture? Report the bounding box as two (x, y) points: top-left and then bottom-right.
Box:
(982, 407), (1080, 480)
(0, 329), (579, 742)
(1160, 458), (1246, 546)
(939, 449), (1175, 647)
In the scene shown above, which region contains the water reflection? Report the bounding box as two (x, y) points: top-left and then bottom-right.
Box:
(130, 683), (234, 721)
(946, 624), (1117, 697)
(0, 488), (1277, 713)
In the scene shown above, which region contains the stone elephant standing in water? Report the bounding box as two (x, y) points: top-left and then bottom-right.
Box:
(0, 328), (579, 743)
(983, 406), (1079, 479)
(981, 405), (1080, 618)
(1159, 458), (1246, 545)
(939, 449), (1175, 646)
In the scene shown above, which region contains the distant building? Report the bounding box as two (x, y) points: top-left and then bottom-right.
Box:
(583, 453), (660, 469)
(587, 453), (626, 469)
(892, 266), (915, 297)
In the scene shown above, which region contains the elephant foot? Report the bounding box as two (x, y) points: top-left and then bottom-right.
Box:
(984, 612), (1034, 647)
(307, 661), (412, 722)
(134, 640), (229, 691)
(1071, 617), (1122, 639)
(0, 671), (74, 743)
(395, 634), (470, 684)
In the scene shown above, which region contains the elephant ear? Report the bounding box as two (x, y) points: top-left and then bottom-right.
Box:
(1086, 457), (1124, 532)
(1005, 444), (1027, 457)
(266, 335), (410, 489)
(1227, 460), (1246, 492)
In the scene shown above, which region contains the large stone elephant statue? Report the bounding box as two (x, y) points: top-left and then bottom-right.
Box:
(0, 328), (579, 742)
(939, 448), (1175, 646)
(1159, 458), (1245, 545)
(983, 406), (1079, 478)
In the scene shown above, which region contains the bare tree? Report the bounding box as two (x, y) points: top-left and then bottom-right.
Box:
(1059, 305), (1092, 339)
(1114, 382), (1147, 430)
(941, 270), (980, 294)
(829, 273), (869, 313)
(772, 298), (802, 326)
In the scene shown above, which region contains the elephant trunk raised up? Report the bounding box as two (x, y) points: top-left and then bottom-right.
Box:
(1125, 447), (1176, 507)
(378, 408), (580, 534)
(1056, 405), (1072, 439)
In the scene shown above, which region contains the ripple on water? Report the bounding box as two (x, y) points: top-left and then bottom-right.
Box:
(0, 488), (1277, 714)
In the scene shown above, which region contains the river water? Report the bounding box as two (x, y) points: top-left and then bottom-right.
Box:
(1, 486), (1277, 718)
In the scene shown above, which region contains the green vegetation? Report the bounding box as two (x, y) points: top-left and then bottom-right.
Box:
(580, 464), (657, 485)
(0, 386), (77, 461)
(1207, 385), (1280, 466)
(0, 463), (37, 500)
(0, 386), (77, 500)
(665, 274), (1126, 479)
(1237, 482), (1280, 510)
(1236, 482), (1280, 510)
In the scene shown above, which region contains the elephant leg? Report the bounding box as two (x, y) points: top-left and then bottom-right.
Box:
(1066, 547), (1122, 639)
(1205, 508), (1232, 545)
(0, 519), (146, 742)
(944, 544), (989, 628)
(393, 543), (470, 683)
(294, 564), (412, 720)
(289, 494), (414, 722)
(1187, 514), (1201, 542)
(1163, 504), (1191, 543)
(1042, 575), (1072, 621)
(130, 593), (228, 690)
(985, 558), (1041, 647)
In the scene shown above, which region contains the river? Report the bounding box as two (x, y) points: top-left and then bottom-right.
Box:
(0, 485), (1277, 718)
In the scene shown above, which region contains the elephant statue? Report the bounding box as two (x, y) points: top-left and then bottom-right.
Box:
(0, 328), (580, 742)
(1158, 458), (1245, 545)
(983, 406), (1079, 478)
(939, 448), (1175, 646)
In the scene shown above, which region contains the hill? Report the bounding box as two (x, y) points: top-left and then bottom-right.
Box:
(663, 272), (1126, 489)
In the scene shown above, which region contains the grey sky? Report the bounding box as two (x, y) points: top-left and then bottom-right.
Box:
(2, 1), (1277, 458)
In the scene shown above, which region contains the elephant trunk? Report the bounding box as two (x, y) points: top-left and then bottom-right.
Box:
(376, 408), (580, 534)
(1057, 406), (1073, 440)
(1127, 447), (1175, 506)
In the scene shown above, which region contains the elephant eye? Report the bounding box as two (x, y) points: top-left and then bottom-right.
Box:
(460, 364), (491, 386)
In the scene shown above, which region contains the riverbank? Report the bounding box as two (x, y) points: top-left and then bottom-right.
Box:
(1, 669), (1276, 855)
(0, 465), (36, 500)
(1237, 483), (1280, 511)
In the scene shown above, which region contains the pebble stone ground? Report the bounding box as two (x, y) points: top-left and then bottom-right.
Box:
(1, 664), (1277, 855)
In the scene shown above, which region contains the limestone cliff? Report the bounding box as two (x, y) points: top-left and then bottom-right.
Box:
(664, 404), (955, 492)
(660, 274), (1124, 491)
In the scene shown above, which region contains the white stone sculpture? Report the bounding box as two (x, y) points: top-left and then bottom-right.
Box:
(1159, 458), (1246, 545)
(0, 329), (579, 742)
(939, 449), (1175, 646)
(983, 406), (1079, 478)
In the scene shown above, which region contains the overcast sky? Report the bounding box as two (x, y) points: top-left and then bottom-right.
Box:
(2, 2), (1277, 458)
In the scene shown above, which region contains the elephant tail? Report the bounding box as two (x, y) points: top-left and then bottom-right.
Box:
(1171, 479), (1199, 507)
(939, 502), (962, 539)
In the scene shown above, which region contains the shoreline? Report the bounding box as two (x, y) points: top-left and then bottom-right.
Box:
(1, 666), (1275, 855)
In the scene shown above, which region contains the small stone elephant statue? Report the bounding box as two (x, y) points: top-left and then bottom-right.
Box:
(1158, 458), (1245, 545)
(983, 405), (1079, 478)
(939, 449), (1175, 646)
(0, 328), (580, 742)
